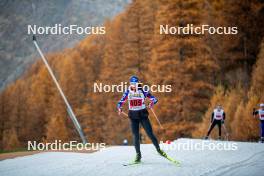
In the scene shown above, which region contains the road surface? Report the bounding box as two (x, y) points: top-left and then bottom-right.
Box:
(0, 139), (263, 176)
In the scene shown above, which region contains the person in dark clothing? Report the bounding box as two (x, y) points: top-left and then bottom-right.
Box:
(117, 76), (167, 163)
(205, 105), (226, 140)
(253, 103), (264, 143)
(129, 111), (160, 155)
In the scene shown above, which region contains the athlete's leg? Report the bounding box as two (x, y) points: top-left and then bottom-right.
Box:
(130, 118), (141, 155)
(217, 120), (222, 138)
(206, 120), (217, 136)
(140, 116), (160, 150)
(260, 120), (264, 138)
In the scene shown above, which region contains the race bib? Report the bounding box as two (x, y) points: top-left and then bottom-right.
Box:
(129, 99), (143, 107)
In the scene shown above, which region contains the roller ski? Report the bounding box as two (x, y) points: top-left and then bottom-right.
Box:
(123, 153), (142, 166)
(158, 149), (180, 166)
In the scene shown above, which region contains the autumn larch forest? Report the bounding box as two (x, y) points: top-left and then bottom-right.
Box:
(1, 0), (264, 150)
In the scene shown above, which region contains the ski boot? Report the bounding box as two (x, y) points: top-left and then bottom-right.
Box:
(157, 149), (168, 158)
(259, 137), (264, 143)
(134, 153), (141, 163)
(157, 149), (180, 166)
(204, 136), (209, 140)
(217, 136), (222, 141)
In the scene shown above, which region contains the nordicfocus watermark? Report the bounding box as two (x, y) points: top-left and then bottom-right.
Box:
(160, 24), (238, 35)
(27, 140), (106, 151)
(160, 140), (238, 151)
(27, 24), (106, 35)
(93, 82), (172, 93)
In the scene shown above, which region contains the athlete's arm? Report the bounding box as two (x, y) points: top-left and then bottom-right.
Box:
(253, 108), (258, 117)
(143, 90), (158, 108)
(117, 89), (129, 109)
(211, 112), (214, 122)
(223, 112), (226, 120)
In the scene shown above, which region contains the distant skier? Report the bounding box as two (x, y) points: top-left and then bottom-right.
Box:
(117, 76), (167, 163)
(205, 105), (226, 140)
(253, 103), (264, 143)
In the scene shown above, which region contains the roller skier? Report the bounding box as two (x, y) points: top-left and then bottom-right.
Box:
(253, 103), (264, 143)
(204, 105), (226, 140)
(117, 76), (179, 165)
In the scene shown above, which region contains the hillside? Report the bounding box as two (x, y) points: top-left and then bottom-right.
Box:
(0, 0), (130, 90)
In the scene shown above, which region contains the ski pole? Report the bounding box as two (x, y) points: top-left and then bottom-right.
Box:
(121, 111), (129, 117)
(206, 119), (214, 136)
(150, 108), (164, 129)
(222, 123), (229, 140)
(117, 110), (128, 118)
(33, 35), (87, 144)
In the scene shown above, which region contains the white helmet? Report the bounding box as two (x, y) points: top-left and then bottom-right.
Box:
(260, 103), (264, 107)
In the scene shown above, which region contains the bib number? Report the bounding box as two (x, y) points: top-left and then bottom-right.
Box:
(129, 99), (142, 107)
